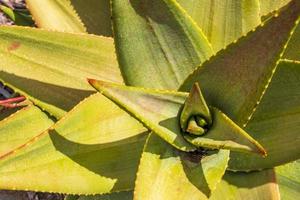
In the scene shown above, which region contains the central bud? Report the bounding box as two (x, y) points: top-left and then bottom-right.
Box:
(180, 83), (212, 136)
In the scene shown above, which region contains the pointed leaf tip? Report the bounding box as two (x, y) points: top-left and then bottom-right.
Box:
(87, 78), (96, 85)
(90, 79), (268, 155)
(180, 82), (211, 133)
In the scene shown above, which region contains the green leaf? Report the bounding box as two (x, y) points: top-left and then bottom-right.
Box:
(134, 133), (229, 200)
(26, 0), (113, 36)
(185, 107), (266, 156)
(0, 94), (148, 194)
(69, 0), (113, 36)
(276, 160), (300, 200)
(229, 61), (300, 171)
(111, 0), (213, 90)
(210, 169), (280, 200)
(0, 26), (122, 118)
(89, 79), (266, 155)
(177, 0), (261, 51)
(0, 105), (54, 157)
(180, 83), (211, 132)
(259, 0), (291, 17)
(180, 0), (300, 126)
(89, 79), (195, 151)
(26, 0), (86, 33)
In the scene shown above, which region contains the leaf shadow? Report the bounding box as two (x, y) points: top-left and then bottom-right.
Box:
(0, 71), (94, 112)
(49, 129), (148, 191)
(158, 116), (192, 150)
(154, 116), (212, 197)
(223, 170), (277, 188)
(129, 0), (182, 28)
(70, 0), (112, 36)
(179, 152), (211, 197)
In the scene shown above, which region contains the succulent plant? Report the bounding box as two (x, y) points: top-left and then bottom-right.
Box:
(0, 0), (299, 199)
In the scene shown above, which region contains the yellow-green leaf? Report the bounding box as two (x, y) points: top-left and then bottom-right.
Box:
(0, 94), (147, 194)
(177, 0), (261, 51)
(134, 133), (229, 200)
(276, 160), (300, 200)
(0, 26), (122, 118)
(26, 0), (86, 32)
(69, 0), (113, 36)
(210, 169), (280, 200)
(180, 0), (300, 126)
(89, 79), (266, 155)
(111, 0), (213, 90)
(89, 79), (194, 151)
(0, 105), (54, 156)
(185, 107), (266, 156)
(229, 61), (300, 170)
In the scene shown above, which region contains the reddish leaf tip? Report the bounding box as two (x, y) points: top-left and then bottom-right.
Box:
(87, 78), (96, 85)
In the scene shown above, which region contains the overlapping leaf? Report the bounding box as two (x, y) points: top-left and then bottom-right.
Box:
(0, 94), (148, 194)
(134, 133), (229, 200)
(210, 170), (280, 200)
(0, 26), (122, 118)
(26, 0), (86, 32)
(0, 0), (298, 199)
(0, 105), (54, 156)
(180, 0), (300, 126)
(177, 0), (261, 52)
(112, 0), (213, 90)
(89, 79), (266, 155)
(69, 0), (112, 36)
(26, 0), (113, 36)
(229, 61), (300, 170)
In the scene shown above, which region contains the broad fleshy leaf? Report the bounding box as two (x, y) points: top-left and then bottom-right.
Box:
(210, 169), (280, 200)
(112, 0), (213, 90)
(134, 133), (229, 200)
(89, 79), (194, 151)
(0, 94), (148, 194)
(0, 26), (122, 118)
(89, 79), (266, 155)
(185, 107), (266, 156)
(180, 83), (211, 132)
(180, 0), (300, 126)
(0, 105), (54, 156)
(177, 0), (261, 51)
(276, 160), (300, 200)
(229, 61), (300, 170)
(26, 0), (113, 36)
(26, 0), (86, 33)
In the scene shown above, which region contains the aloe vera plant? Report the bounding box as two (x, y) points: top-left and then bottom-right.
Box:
(0, 0), (299, 199)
